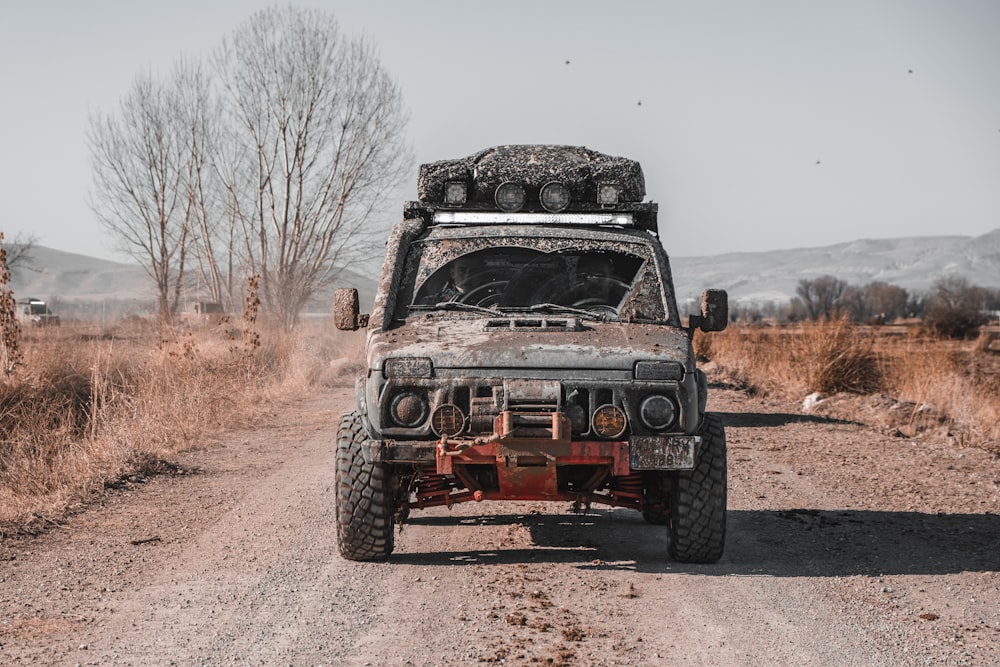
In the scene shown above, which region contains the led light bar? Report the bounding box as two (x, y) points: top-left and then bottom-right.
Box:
(432, 212), (635, 226)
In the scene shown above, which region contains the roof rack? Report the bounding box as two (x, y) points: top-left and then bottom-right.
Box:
(406, 144), (659, 233)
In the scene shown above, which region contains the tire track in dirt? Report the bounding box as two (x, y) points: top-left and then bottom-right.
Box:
(344, 501), (888, 666)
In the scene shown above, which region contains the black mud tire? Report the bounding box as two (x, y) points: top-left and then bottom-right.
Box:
(335, 411), (394, 561)
(668, 413), (727, 563)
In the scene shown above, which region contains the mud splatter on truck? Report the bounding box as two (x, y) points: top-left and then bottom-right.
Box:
(334, 145), (729, 563)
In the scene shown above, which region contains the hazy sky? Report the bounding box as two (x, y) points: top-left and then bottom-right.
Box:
(2, 1), (999, 263)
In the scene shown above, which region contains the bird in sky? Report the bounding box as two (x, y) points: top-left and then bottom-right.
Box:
(637, 100), (642, 106)
(565, 60), (570, 65)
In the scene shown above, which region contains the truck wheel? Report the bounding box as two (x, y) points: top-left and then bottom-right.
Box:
(669, 413), (727, 563)
(336, 411), (394, 561)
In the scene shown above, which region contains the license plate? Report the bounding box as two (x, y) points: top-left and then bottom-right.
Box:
(629, 435), (698, 470)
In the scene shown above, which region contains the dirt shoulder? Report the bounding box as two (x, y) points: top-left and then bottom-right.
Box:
(1, 378), (998, 666)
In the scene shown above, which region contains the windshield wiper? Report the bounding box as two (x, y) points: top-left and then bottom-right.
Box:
(525, 303), (613, 322)
(409, 301), (502, 317)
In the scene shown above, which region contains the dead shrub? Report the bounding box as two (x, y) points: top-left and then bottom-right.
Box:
(697, 319), (883, 396)
(0, 235), (22, 375)
(881, 340), (1000, 450)
(923, 306), (987, 340)
(691, 328), (714, 359)
(0, 318), (359, 533)
(703, 319), (999, 452)
(921, 276), (990, 339)
(800, 319), (883, 395)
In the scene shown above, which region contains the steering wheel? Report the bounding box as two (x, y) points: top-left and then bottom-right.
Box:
(456, 280), (508, 308)
(553, 277), (631, 309)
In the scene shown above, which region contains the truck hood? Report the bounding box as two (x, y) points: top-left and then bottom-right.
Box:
(367, 317), (692, 372)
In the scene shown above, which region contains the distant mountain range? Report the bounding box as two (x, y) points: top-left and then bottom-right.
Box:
(8, 246), (379, 313)
(10, 246), (148, 302)
(9, 229), (1000, 309)
(670, 229), (1000, 305)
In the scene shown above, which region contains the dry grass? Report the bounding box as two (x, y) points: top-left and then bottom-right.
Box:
(698, 319), (1000, 452)
(0, 319), (361, 534)
(880, 337), (1000, 450)
(695, 318), (881, 396)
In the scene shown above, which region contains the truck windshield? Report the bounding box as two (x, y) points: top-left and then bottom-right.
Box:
(411, 247), (645, 317)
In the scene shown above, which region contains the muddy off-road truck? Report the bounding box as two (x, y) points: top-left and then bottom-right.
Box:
(334, 145), (729, 563)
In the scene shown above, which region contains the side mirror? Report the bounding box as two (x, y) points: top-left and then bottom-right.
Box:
(333, 288), (369, 331)
(688, 289), (728, 336)
(699, 289), (729, 332)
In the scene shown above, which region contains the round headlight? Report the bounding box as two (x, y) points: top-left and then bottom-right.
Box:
(390, 391), (428, 427)
(539, 181), (571, 212)
(639, 395), (677, 431)
(591, 404), (627, 439)
(495, 182), (526, 212)
(431, 404), (466, 437)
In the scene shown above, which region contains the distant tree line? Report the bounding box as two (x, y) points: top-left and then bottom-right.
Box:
(88, 6), (412, 329)
(727, 274), (1000, 339)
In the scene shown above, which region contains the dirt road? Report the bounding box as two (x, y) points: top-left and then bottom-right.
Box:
(2, 379), (998, 666)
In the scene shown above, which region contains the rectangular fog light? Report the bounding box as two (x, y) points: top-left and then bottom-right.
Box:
(634, 361), (684, 381)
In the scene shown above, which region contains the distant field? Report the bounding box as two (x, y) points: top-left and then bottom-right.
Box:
(698, 320), (1000, 452)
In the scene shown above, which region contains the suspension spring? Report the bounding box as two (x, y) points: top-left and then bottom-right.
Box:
(413, 468), (454, 507)
(612, 472), (644, 501)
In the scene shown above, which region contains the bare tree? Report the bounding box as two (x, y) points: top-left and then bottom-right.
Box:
(924, 275), (989, 338)
(214, 6), (411, 329)
(795, 275), (847, 320)
(170, 62), (247, 313)
(837, 284), (867, 323)
(863, 281), (908, 323)
(88, 62), (205, 325)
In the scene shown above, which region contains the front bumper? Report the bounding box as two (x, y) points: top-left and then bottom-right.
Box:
(368, 411), (700, 508)
(368, 432), (700, 473)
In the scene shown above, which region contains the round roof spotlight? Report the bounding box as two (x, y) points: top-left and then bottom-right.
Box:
(431, 404), (467, 437)
(539, 181), (571, 213)
(592, 404), (627, 439)
(494, 182), (526, 212)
